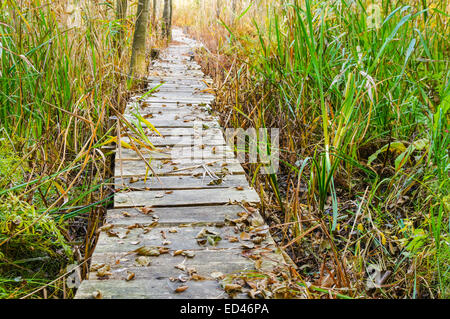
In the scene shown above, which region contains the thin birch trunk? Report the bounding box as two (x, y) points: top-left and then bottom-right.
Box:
(114, 0), (127, 53)
(130, 0), (151, 77)
(168, 0), (173, 38)
(161, 0), (171, 40)
(151, 0), (157, 30)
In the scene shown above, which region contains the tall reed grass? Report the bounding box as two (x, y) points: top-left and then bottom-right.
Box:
(0, 0), (133, 298)
(175, 0), (449, 298)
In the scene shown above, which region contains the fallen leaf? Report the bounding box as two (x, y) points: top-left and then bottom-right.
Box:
(227, 236), (239, 243)
(224, 284), (242, 293)
(240, 232), (251, 241)
(173, 250), (184, 256)
(210, 272), (224, 279)
(191, 274), (207, 281)
(196, 238), (207, 246)
(241, 243), (255, 249)
(175, 264), (186, 271)
(92, 290), (103, 299)
(175, 285), (189, 293)
(159, 247), (170, 254)
(135, 256), (151, 267)
(96, 265), (112, 278)
(106, 230), (119, 238)
(187, 267), (197, 276)
(208, 178), (223, 186)
(90, 263), (105, 271)
(129, 177), (140, 183)
(252, 236), (265, 244)
(99, 224), (114, 232)
(140, 207), (154, 215)
(207, 235), (222, 246)
(135, 246), (160, 256)
(182, 250), (195, 258)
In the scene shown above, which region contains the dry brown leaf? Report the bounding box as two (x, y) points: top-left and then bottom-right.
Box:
(135, 256), (151, 267)
(175, 264), (186, 271)
(159, 247), (170, 254)
(240, 232), (251, 241)
(227, 236), (239, 243)
(182, 250), (195, 258)
(92, 290), (103, 299)
(90, 263), (105, 271)
(140, 207), (154, 215)
(129, 177), (139, 183)
(135, 246), (160, 256)
(175, 285), (189, 293)
(173, 250), (184, 256)
(210, 272), (224, 279)
(96, 265), (112, 278)
(99, 224), (114, 232)
(224, 284), (242, 293)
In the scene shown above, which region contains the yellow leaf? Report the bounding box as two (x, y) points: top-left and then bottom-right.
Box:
(138, 116), (161, 137)
(120, 140), (136, 150)
(380, 232), (386, 245)
(129, 135), (155, 150)
(357, 223), (364, 232)
(97, 136), (118, 148)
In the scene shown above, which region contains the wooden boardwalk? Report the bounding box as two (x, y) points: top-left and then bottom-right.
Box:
(75, 29), (288, 299)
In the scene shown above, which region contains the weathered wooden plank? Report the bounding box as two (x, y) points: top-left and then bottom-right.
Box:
(121, 116), (220, 128)
(150, 92), (214, 99)
(124, 109), (214, 121)
(90, 250), (249, 267)
(127, 127), (222, 136)
(129, 102), (211, 110)
(114, 159), (244, 177)
(146, 76), (209, 82)
(87, 251), (254, 281)
(119, 135), (225, 147)
(114, 174), (249, 190)
(106, 205), (246, 226)
(142, 98), (214, 105)
(148, 83), (210, 90)
(75, 279), (234, 299)
(94, 225), (271, 253)
(114, 187), (259, 207)
(116, 144), (234, 160)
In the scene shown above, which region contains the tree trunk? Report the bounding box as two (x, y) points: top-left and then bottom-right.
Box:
(116, 0), (127, 23)
(130, 0), (151, 77)
(168, 0), (172, 36)
(161, 0), (171, 40)
(151, 0), (157, 30)
(216, 0), (221, 19)
(115, 0), (127, 53)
